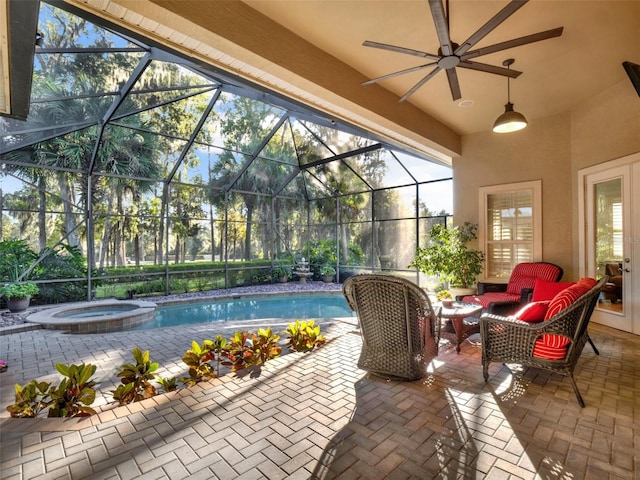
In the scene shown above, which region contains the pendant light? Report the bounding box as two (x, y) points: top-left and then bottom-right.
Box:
(492, 59), (528, 133)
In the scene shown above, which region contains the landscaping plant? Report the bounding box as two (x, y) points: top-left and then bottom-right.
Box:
(251, 327), (282, 364)
(157, 376), (178, 393)
(284, 320), (326, 352)
(180, 335), (227, 386)
(48, 363), (98, 417)
(221, 331), (255, 372)
(6, 380), (55, 418)
(111, 347), (159, 405)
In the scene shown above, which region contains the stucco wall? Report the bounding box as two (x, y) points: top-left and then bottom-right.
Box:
(453, 79), (640, 281)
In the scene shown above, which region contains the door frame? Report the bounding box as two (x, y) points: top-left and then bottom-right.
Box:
(578, 151), (640, 334)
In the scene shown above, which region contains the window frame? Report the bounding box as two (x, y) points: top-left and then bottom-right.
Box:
(478, 180), (542, 281)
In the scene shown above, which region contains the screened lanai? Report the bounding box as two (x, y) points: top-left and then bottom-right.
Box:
(0, 1), (452, 305)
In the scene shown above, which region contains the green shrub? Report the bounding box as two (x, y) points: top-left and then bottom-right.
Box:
(48, 363), (98, 418)
(7, 363), (98, 418)
(6, 380), (55, 418)
(180, 335), (227, 386)
(111, 347), (159, 405)
(0, 240), (37, 282)
(157, 376), (178, 393)
(284, 320), (326, 352)
(0, 282), (39, 299)
(221, 331), (255, 372)
(251, 328), (282, 364)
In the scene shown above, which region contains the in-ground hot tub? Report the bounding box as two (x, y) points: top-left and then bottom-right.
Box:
(27, 299), (157, 333)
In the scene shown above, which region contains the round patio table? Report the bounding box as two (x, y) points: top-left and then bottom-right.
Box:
(439, 302), (483, 353)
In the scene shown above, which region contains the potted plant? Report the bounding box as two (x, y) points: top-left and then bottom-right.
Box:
(0, 282), (40, 312)
(272, 265), (291, 283)
(436, 289), (455, 308)
(409, 222), (485, 297)
(320, 265), (336, 283)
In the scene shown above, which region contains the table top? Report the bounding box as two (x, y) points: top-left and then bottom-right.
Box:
(439, 302), (483, 318)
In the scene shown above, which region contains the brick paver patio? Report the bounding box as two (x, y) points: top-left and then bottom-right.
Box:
(0, 293), (638, 479)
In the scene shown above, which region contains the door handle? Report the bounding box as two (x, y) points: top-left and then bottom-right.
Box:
(624, 268), (631, 272)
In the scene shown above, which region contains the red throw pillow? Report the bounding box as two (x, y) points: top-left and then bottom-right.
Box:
(513, 301), (550, 323)
(531, 279), (575, 302)
(544, 278), (597, 320)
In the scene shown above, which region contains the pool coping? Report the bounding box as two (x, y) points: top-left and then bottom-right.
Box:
(152, 288), (344, 307)
(26, 299), (157, 334)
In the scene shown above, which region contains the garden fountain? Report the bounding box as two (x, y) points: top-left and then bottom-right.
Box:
(292, 258), (313, 282)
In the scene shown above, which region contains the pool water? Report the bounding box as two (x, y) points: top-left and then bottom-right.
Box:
(137, 294), (355, 329)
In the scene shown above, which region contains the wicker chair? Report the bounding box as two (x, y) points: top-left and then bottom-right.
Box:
(343, 274), (439, 381)
(479, 276), (606, 407)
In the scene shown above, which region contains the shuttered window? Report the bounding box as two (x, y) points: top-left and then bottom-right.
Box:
(479, 181), (542, 280)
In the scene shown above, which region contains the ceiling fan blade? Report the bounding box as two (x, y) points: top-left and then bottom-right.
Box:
(399, 66), (442, 102)
(445, 68), (462, 100)
(362, 40), (440, 60)
(458, 60), (522, 77)
(428, 0), (454, 56)
(362, 62), (439, 86)
(461, 28), (564, 60)
(455, 0), (529, 56)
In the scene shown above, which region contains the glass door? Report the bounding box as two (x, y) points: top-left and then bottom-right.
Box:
(583, 163), (635, 332)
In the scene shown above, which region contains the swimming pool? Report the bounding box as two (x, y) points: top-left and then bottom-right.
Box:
(137, 294), (355, 329)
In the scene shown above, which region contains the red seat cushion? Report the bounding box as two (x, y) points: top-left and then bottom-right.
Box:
(513, 301), (550, 323)
(462, 292), (520, 309)
(531, 279), (575, 302)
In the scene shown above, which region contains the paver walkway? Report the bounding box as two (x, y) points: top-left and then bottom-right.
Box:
(0, 294), (639, 479)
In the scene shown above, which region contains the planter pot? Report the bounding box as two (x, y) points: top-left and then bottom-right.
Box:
(322, 275), (334, 283)
(449, 287), (476, 300)
(276, 275), (288, 283)
(6, 296), (31, 313)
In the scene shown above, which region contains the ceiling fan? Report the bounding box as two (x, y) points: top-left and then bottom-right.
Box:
(362, 0), (563, 102)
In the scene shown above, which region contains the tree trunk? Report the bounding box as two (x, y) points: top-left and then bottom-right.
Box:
(244, 204), (253, 260)
(115, 194), (124, 266)
(157, 185), (166, 264)
(134, 234), (141, 266)
(340, 223), (349, 263)
(98, 193), (114, 269)
(58, 175), (80, 247)
(38, 178), (47, 250)
(219, 221), (224, 262)
(209, 205), (215, 261)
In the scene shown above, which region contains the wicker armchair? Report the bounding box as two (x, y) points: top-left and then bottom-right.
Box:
(479, 276), (606, 407)
(343, 274), (439, 381)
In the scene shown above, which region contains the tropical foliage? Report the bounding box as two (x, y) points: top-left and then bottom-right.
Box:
(111, 347), (159, 405)
(7, 322), (326, 418)
(0, 2), (452, 298)
(410, 222), (485, 288)
(284, 320), (326, 352)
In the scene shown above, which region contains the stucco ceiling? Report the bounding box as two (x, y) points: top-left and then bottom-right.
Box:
(65, 0), (640, 160)
(242, 0), (640, 134)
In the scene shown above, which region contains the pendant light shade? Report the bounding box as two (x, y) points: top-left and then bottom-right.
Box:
(493, 102), (527, 133)
(493, 59), (527, 133)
